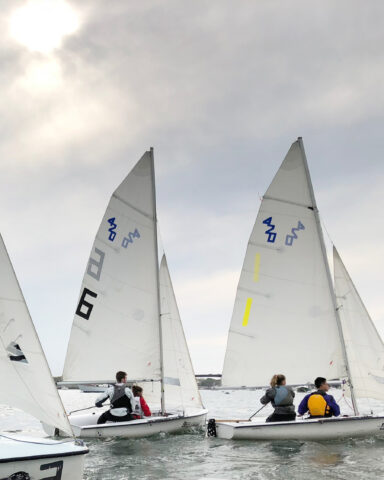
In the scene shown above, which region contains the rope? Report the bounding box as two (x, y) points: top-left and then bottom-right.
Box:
(319, 214), (334, 245)
(336, 380), (355, 413)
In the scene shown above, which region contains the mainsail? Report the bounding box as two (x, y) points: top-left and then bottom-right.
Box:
(0, 235), (73, 436)
(62, 150), (162, 385)
(334, 247), (384, 401)
(159, 255), (203, 412)
(222, 139), (345, 387)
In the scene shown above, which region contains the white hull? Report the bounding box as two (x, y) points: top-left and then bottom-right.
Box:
(61, 409), (207, 439)
(0, 435), (88, 480)
(213, 415), (384, 440)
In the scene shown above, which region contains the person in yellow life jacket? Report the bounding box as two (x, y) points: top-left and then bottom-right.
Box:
(298, 377), (340, 418)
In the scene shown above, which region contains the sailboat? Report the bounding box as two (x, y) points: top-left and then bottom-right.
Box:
(0, 235), (88, 479)
(209, 138), (384, 440)
(57, 149), (207, 438)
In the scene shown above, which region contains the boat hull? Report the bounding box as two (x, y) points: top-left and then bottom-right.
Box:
(213, 415), (384, 440)
(55, 409), (208, 439)
(0, 435), (88, 480)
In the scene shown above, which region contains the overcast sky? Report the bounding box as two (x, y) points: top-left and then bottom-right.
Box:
(1, 0), (383, 375)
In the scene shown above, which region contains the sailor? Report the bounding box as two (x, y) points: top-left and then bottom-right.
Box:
(298, 377), (340, 418)
(96, 371), (136, 424)
(260, 374), (296, 422)
(132, 385), (151, 419)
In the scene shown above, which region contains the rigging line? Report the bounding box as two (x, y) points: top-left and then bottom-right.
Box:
(319, 213), (334, 246)
(341, 393), (354, 412)
(358, 361), (374, 415)
(263, 195), (312, 209)
(336, 381), (355, 414)
(157, 222), (165, 258)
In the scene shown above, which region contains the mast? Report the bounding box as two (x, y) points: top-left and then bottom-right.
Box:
(298, 137), (359, 415)
(150, 147), (165, 415)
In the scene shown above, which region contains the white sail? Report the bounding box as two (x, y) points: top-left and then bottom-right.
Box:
(222, 139), (345, 387)
(0, 235), (73, 436)
(334, 247), (384, 401)
(159, 255), (203, 412)
(63, 150), (161, 385)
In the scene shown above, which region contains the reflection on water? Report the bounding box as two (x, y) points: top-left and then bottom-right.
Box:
(268, 440), (303, 459)
(309, 451), (342, 466)
(1, 389), (384, 479)
(80, 434), (384, 480)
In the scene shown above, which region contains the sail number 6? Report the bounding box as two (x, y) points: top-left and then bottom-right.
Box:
(76, 288), (98, 320)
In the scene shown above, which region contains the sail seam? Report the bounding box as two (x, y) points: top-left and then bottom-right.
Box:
(229, 329), (255, 339)
(112, 193), (153, 220)
(237, 286), (270, 298)
(0, 297), (24, 303)
(263, 195), (313, 209)
(248, 241), (281, 251)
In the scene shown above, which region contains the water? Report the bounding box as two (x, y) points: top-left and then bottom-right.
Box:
(1, 388), (384, 479)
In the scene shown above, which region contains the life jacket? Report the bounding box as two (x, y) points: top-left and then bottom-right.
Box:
(274, 386), (291, 406)
(133, 396), (143, 418)
(307, 392), (332, 417)
(110, 385), (132, 412)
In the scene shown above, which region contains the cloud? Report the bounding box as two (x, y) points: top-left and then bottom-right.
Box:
(0, 0), (383, 375)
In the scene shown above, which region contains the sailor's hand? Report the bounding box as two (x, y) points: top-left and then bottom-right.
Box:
(95, 401), (103, 408)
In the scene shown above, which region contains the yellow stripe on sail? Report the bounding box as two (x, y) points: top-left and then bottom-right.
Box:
(254, 254), (260, 282)
(242, 298), (253, 327)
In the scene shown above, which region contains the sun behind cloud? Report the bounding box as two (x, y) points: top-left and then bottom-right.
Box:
(9, 0), (79, 54)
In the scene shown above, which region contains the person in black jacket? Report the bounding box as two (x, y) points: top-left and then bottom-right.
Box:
(96, 371), (136, 424)
(260, 374), (296, 422)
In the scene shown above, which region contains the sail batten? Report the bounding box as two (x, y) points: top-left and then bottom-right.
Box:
(222, 139), (345, 387)
(112, 194), (154, 220)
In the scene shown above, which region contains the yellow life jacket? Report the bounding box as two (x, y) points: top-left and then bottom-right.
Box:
(307, 393), (331, 417)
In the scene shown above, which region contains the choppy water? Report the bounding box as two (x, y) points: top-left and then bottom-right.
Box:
(2, 388), (384, 479)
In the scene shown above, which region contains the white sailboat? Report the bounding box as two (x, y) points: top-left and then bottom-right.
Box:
(210, 138), (384, 440)
(58, 149), (207, 438)
(0, 235), (88, 479)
